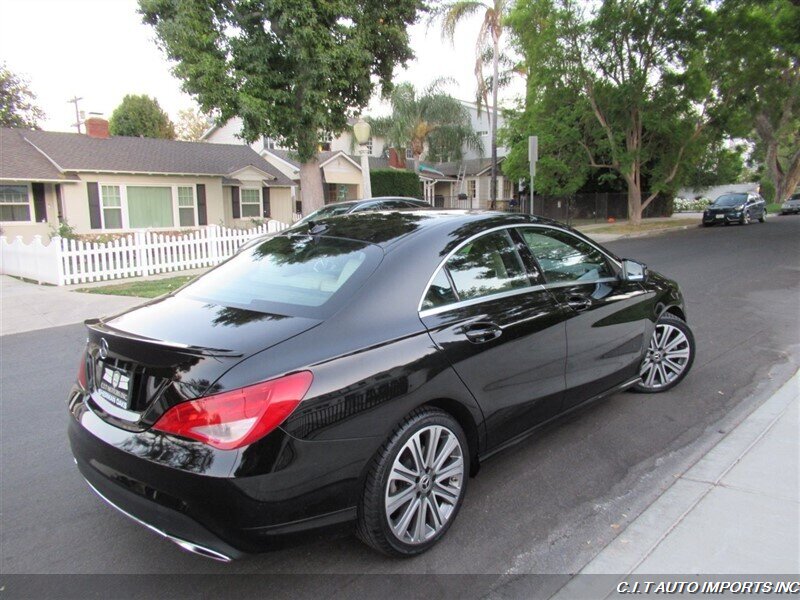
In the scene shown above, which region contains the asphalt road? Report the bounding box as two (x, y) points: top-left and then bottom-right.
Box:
(1, 217), (798, 597)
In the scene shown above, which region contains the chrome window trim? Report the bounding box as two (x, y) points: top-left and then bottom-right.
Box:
(417, 223), (621, 314)
(541, 277), (619, 290)
(419, 284), (546, 318)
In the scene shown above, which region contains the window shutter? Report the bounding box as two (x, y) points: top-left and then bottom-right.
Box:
(262, 186), (271, 218)
(32, 182), (47, 223)
(196, 184), (207, 225)
(231, 186), (240, 219)
(87, 182), (101, 229)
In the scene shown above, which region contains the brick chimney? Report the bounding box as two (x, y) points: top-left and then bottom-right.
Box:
(85, 115), (110, 139)
(388, 148), (407, 169)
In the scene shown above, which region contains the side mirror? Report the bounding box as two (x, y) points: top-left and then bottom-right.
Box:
(621, 259), (647, 282)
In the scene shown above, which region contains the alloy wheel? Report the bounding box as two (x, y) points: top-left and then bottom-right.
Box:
(742, 211), (751, 225)
(384, 425), (464, 545)
(638, 324), (692, 390)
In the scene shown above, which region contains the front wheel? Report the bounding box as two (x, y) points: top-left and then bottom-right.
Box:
(741, 211), (751, 225)
(357, 408), (468, 556)
(631, 313), (695, 393)
(759, 210), (766, 223)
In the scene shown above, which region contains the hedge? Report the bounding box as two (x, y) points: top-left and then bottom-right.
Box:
(370, 168), (422, 199)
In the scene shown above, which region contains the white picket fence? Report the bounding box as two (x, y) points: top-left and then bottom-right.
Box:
(0, 221), (290, 286)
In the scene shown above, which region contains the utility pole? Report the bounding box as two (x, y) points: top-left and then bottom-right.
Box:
(67, 96), (84, 133)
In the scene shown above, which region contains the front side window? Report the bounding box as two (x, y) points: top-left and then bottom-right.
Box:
(177, 186), (196, 227)
(0, 185), (31, 222)
(519, 229), (614, 284)
(101, 185), (123, 229)
(240, 189), (261, 217)
(445, 230), (529, 301)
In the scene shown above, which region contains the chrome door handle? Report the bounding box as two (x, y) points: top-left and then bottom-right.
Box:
(566, 296), (592, 312)
(463, 322), (502, 344)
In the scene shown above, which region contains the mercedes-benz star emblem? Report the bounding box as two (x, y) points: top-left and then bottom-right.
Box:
(99, 338), (109, 360)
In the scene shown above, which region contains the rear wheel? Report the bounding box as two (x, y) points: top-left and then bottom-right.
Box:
(631, 313), (695, 393)
(759, 209), (766, 223)
(357, 408), (468, 556)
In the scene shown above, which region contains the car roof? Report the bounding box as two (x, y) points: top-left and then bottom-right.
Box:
(315, 197), (427, 210)
(285, 210), (563, 249)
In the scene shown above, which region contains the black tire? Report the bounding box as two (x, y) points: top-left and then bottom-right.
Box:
(630, 313), (695, 394)
(759, 210), (766, 223)
(702, 222), (713, 227)
(356, 407), (469, 557)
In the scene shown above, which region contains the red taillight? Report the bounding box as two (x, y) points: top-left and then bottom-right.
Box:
(152, 371), (313, 450)
(77, 351), (88, 390)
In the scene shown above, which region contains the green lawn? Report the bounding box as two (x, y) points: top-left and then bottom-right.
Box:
(76, 275), (196, 298)
(578, 218), (698, 235)
(766, 203), (782, 213)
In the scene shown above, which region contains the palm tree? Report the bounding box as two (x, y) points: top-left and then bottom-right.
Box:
(434, 0), (508, 208)
(369, 79), (483, 174)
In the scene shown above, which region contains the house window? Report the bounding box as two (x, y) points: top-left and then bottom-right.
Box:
(101, 185), (123, 229)
(476, 130), (489, 137)
(0, 184), (31, 222)
(366, 137), (373, 154)
(240, 188), (261, 217)
(177, 186), (196, 226)
(467, 179), (477, 199)
(406, 148), (414, 160)
(127, 186), (174, 228)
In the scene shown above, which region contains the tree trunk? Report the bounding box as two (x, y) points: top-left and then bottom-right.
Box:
(299, 158), (325, 215)
(625, 164), (643, 226)
(490, 36), (500, 209)
(413, 154), (421, 174)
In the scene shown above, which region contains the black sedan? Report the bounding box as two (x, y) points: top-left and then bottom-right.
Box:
(294, 196), (430, 226)
(702, 192), (767, 226)
(68, 211), (695, 560)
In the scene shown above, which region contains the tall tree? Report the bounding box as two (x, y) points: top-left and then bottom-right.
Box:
(109, 94), (176, 139)
(507, 0), (730, 224)
(369, 80), (483, 172)
(175, 106), (212, 141)
(714, 0), (799, 204)
(0, 63), (45, 129)
(434, 0), (509, 208)
(140, 0), (423, 215)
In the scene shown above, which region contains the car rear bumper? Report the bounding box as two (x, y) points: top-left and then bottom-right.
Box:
(68, 391), (373, 558)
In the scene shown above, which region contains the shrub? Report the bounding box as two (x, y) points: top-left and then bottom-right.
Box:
(673, 197), (711, 212)
(370, 169), (422, 199)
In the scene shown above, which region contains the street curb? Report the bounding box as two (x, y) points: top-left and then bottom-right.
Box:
(578, 224), (700, 243)
(551, 370), (799, 598)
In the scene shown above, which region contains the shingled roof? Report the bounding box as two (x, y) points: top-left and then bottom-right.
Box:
(1, 128), (294, 186)
(0, 129), (78, 182)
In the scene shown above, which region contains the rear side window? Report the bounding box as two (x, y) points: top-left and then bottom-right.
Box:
(519, 229), (614, 284)
(179, 235), (380, 315)
(422, 269), (458, 310)
(444, 230), (529, 301)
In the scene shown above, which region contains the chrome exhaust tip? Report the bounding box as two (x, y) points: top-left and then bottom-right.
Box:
(166, 535), (233, 563)
(83, 478), (234, 563)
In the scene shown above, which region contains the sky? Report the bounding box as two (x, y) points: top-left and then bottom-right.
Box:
(0, 0), (525, 133)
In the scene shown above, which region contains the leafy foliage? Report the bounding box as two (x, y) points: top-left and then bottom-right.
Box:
(370, 168), (422, 198)
(505, 0), (737, 223)
(175, 106), (212, 141)
(369, 80), (482, 170)
(0, 63), (45, 128)
(109, 94), (176, 139)
(713, 0), (799, 203)
(432, 0), (511, 203)
(139, 0), (423, 163)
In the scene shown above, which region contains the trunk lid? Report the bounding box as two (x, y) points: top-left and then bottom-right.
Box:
(83, 295), (321, 431)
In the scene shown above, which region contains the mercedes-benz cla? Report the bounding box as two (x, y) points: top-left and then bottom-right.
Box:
(68, 211), (695, 560)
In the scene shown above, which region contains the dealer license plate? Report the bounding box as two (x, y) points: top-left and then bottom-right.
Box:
(715, 214), (724, 219)
(98, 365), (133, 409)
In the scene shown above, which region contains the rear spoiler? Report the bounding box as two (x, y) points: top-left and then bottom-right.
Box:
(85, 318), (243, 358)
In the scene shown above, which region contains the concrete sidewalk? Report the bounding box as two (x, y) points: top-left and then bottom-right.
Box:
(555, 371), (799, 597)
(0, 275), (143, 336)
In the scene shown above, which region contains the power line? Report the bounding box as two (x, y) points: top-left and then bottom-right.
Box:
(67, 96), (83, 133)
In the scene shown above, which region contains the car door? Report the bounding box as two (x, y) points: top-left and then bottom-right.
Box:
(419, 228), (570, 449)
(517, 227), (650, 410)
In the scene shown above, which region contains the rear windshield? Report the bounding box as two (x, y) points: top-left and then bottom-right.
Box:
(713, 193), (747, 206)
(178, 235), (381, 317)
